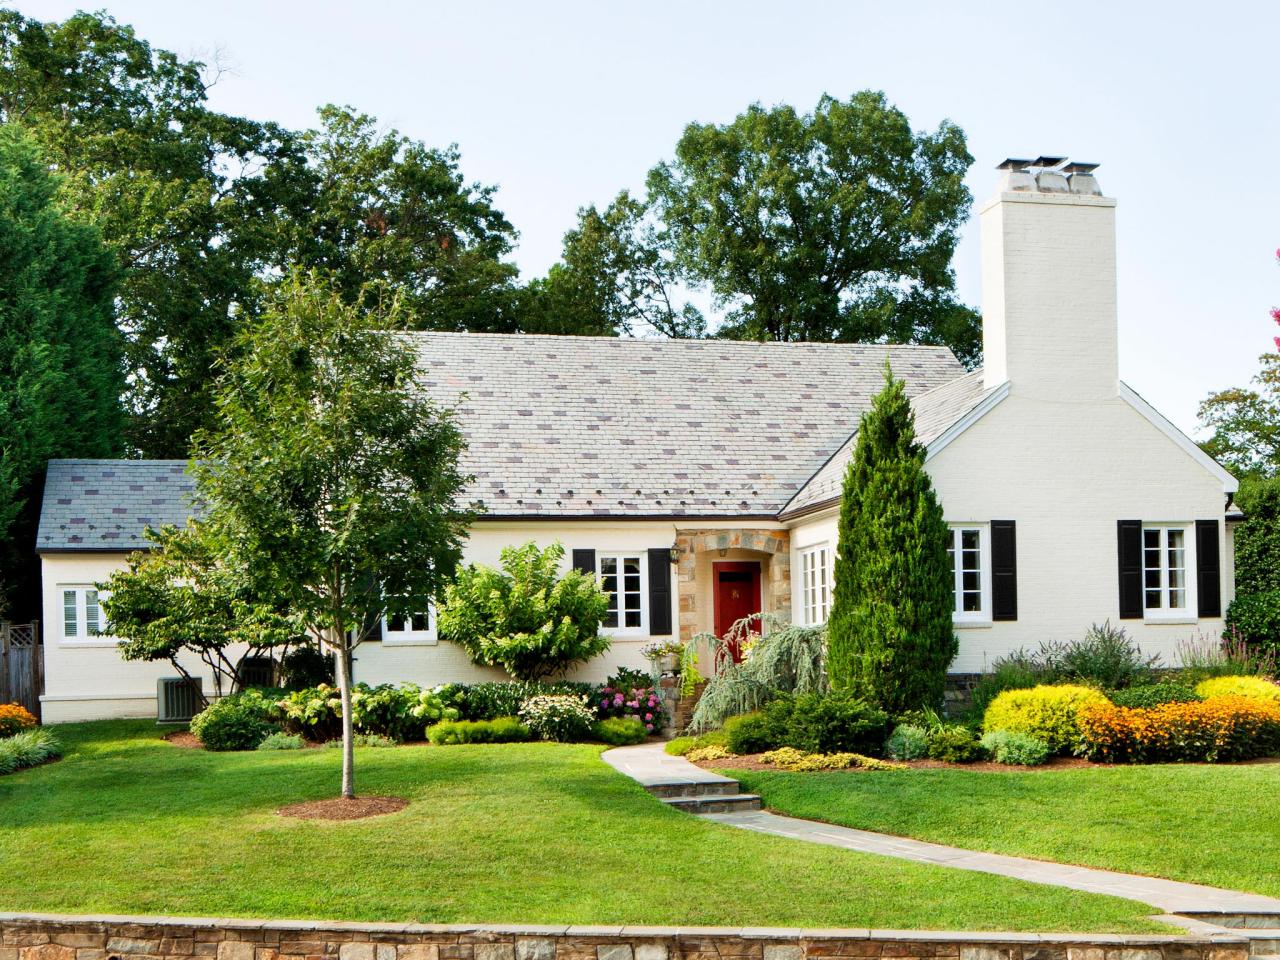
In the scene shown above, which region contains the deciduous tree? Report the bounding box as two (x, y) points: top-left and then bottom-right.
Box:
(646, 92), (979, 360)
(192, 272), (473, 797)
(826, 366), (956, 712)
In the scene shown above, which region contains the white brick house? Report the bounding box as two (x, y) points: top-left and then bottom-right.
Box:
(36, 161), (1238, 721)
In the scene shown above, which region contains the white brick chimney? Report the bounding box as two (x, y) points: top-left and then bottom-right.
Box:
(980, 158), (1118, 399)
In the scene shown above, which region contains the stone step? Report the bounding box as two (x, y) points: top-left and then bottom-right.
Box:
(643, 779), (741, 799)
(660, 793), (763, 814)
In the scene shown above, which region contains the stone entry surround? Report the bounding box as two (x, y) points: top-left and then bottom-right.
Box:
(0, 913), (1249, 960)
(674, 529), (791, 644)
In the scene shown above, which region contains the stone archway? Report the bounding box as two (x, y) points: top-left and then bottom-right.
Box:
(673, 528), (791, 643)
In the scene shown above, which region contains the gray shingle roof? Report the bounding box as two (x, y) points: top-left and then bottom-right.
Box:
(37, 460), (196, 552)
(777, 369), (993, 518)
(410, 332), (967, 518)
(36, 336), (981, 550)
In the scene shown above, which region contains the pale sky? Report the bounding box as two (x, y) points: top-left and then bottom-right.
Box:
(21, 0), (1280, 436)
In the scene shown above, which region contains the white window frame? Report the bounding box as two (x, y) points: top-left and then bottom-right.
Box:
(59, 584), (116, 646)
(381, 603), (438, 646)
(799, 543), (832, 626)
(1142, 523), (1196, 621)
(597, 552), (648, 637)
(947, 524), (991, 625)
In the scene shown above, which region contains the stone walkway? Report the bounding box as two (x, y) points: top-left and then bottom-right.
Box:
(602, 742), (1280, 917)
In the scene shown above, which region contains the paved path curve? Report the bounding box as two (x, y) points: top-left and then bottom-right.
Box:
(602, 742), (1280, 916)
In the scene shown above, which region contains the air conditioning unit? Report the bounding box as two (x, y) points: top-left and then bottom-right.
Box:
(157, 677), (203, 724)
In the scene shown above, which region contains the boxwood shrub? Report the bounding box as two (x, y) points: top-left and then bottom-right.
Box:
(190, 690), (278, 751)
(725, 694), (890, 756)
(592, 716), (647, 746)
(426, 717), (531, 745)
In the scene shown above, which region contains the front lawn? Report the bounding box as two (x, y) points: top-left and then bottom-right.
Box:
(0, 721), (1162, 932)
(733, 762), (1280, 898)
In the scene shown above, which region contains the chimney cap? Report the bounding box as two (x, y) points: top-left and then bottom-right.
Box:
(997, 157), (1033, 170)
(1064, 161), (1100, 174)
(1032, 155), (1068, 168)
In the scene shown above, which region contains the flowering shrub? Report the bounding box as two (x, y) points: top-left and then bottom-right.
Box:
(983, 684), (1109, 754)
(639, 639), (684, 660)
(518, 694), (595, 742)
(596, 684), (666, 733)
(0, 703), (37, 738)
(1076, 695), (1280, 763)
(1196, 675), (1280, 702)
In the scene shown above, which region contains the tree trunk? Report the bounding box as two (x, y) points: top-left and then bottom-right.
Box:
(334, 637), (355, 799)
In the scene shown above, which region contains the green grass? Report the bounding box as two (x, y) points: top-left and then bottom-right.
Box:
(0, 721), (1162, 932)
(733, 763), (1280, 898)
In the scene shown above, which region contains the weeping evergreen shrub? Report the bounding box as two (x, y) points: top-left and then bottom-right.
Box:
(826, 366), (956, 714)
(686, 614), (827, 732)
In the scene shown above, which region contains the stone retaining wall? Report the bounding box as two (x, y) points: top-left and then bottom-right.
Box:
(0, 914), (1247, 960)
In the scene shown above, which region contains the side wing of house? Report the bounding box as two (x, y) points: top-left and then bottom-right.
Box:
(921, 386), (1234, 671)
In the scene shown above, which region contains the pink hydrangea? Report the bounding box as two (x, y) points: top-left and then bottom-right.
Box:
(644, 713), (653, 721)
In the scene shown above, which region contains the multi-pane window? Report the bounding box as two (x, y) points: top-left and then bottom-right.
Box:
(799, 544), (831, 626)
(382, 604), (436, 645)
(600, 554), (645, 632)
(1143, 526), (1188, 614)
(61, 586), (109, 641)
(946, 526), (989, 620)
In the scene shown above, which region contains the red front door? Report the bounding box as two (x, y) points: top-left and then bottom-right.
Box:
(713, 561), (762, 660)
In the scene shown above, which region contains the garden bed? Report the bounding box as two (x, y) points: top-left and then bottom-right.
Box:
(698, 752), (1280, 774)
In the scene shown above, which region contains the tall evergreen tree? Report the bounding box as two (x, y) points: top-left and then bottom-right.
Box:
(0, 125), (125, 617)
(826, 365), (955, 713)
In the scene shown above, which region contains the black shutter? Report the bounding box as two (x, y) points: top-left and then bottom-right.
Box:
(990, 520), (1018, 621)
(1117, 520), (1143, 619)
(648, 548), (673, 636)
(571, 549), (596, 575)
(1196, 519), (1222, 618)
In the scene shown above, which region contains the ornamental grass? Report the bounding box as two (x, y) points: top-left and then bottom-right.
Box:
(1076, 695), (1280, 763)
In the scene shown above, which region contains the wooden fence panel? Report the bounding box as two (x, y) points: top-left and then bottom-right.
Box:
(0, 622), (42, 718)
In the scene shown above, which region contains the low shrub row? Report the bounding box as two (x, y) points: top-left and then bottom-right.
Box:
(0, 727), (61, 774)
(979, 675), (1280, 765)
(427, 717), (531, 745)
(1076, 696), (1280, 763)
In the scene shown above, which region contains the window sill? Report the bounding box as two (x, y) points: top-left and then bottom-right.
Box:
(381, 636), (439, 647)
(59, 639), (120, 649)
(953, 619), (993, 630)
(1143, 616), (1198, 626)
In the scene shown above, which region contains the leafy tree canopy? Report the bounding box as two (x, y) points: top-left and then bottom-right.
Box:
(101, 523), (305, 701)
(1199, 353), (1280, 480)
(0, 124), (124, 617)
(524, 192), (705, 338)
(644, 91), (979, 361)
(826, 365), (957, 713)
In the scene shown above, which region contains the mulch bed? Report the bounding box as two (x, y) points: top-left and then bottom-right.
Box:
(277, 796), (408, 821)
(696, 753), (1280, 773)
(701, 753), (1103, 774)
(163, 731), (201, 749)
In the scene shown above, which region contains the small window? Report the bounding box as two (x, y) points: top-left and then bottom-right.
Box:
(1143, 525), (1192, 617)
(947, 526), (990, 622)
(60, 586), (111, 642)
(599, 553), (647, 634)
(799, 544), (831, 626)
(382, 604), (437, 645)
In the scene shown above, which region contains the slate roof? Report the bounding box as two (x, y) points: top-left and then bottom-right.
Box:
(778, 370), (994, 519)
(410, 332), (967, 518)
(36, 335), (985, 550)
(37, 460), (196, 552)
